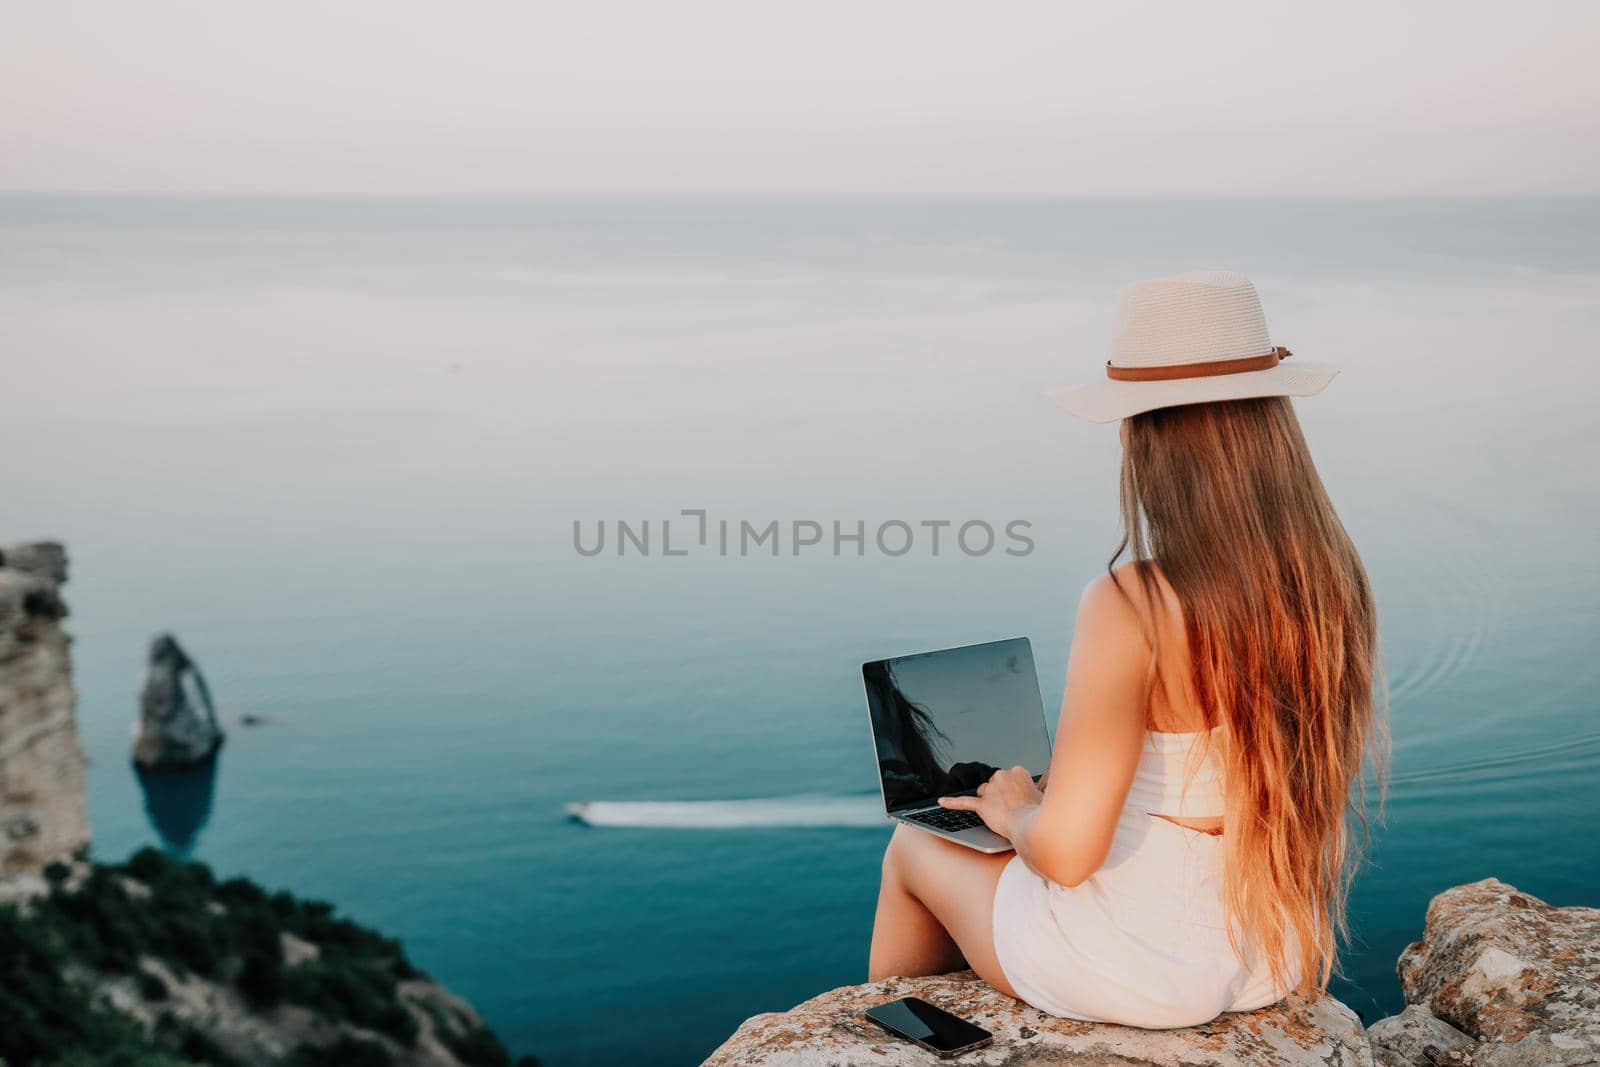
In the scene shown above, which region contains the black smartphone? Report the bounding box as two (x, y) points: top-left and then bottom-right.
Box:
(863, 996), (993, 1058)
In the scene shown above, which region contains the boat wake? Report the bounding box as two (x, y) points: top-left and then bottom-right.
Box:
(568, 728), (1600, 829)
(565, 794), (887, 829)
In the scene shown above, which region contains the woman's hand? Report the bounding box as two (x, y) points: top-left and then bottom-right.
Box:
(938, 765), (1043, 840)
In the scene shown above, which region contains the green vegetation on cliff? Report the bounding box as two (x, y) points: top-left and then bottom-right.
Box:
(0, 848), (537, 1067)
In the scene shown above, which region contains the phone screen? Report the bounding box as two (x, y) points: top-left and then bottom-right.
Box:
(865, 996), (991, 1053)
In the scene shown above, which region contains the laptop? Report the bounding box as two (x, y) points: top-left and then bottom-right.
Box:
(861, 637), (1052, 853)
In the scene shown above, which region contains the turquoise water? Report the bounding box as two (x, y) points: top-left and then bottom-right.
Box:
(2, 196), (1598, 1065)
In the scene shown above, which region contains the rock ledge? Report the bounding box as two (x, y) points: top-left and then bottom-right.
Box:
(705, 970), (1371, 1066)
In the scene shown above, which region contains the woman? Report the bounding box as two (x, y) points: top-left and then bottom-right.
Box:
(869, 271), (1385, 1028)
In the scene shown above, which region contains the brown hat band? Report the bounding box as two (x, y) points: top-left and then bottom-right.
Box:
(1106, 347), (1291, 382)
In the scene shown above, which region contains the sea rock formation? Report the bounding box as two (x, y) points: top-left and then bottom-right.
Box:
(133, 632), (225, 768)
(704, 970), (1373, 1066)
(1368, 879), (1600, 1066)
(0, 540), (89, 876)
(0, 540), (534, 1065)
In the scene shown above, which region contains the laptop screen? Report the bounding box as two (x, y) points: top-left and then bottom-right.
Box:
(862, 637), (1052, 814)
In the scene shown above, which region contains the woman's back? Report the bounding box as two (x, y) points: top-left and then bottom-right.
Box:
(985, 395), (1380, 1019)
(987, 556), (1331, 1028)
(1109, 562), (1225, 834)
(1107, 397), (1382, 998)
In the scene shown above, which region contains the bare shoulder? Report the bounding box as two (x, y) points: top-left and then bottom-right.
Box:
(1079, 562), (1185, 647)
(1075, 568), (1146, 649)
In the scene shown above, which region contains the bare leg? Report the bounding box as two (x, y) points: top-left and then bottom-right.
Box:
(870, 828), (963, 979)
(868, 823), (1020, 999)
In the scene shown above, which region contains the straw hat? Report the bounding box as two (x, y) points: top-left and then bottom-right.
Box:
(1050, 271), (1337, 423)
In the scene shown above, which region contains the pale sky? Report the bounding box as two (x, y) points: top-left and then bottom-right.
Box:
(4, 0), (1598, 196)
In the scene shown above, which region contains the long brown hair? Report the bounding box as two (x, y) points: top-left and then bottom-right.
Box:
(1113, 396), (1386, 997)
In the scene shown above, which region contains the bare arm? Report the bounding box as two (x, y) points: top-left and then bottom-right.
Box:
(940, 572), (1150, 886)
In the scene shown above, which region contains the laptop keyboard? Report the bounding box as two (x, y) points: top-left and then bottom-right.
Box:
(903, 807), (986, 833)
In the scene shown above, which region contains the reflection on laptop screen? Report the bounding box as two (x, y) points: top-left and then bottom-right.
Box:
(863, 637), (1051, 814)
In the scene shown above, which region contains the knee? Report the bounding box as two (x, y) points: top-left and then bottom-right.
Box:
(880, 827), (900, 876)
(883, 822), (928, 882)
(881, 823), (913, 878)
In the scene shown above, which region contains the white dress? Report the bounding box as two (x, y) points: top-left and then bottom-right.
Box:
(990, 726), (1294, 1028)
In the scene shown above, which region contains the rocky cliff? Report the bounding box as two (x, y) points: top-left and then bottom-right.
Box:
(2, 849), (536, 1067)
(0, 541), (89, 877)
(709, 880), (1598, 1066)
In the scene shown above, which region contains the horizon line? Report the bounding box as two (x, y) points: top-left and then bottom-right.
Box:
(4, 189), (1599, 202)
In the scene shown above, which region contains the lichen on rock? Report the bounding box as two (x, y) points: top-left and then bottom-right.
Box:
(1368, 1004), (1477, 1066)
(1369, 879), (1599, 1066)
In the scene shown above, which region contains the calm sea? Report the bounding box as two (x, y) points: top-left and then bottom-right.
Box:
(2, 195), (1597, 1065)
